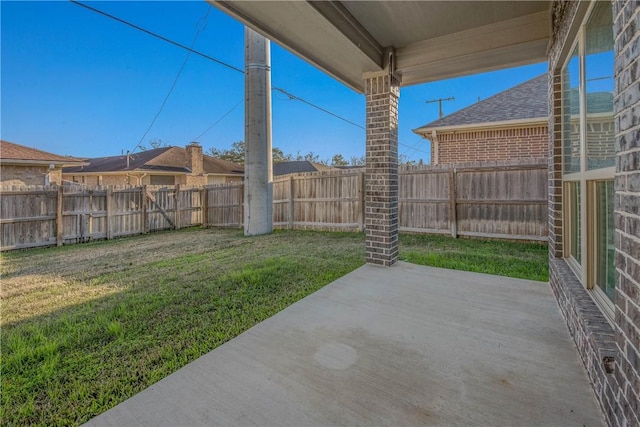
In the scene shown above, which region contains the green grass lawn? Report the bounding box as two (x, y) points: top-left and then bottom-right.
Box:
(1, 228), (547, 426)
(400, 233), (549, 282)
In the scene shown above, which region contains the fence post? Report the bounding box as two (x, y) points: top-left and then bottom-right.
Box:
(239, 184), (244, 229)
(449, 168), (458, 238)
(289, 176), (295, 229)
(175, 184), (181, 230)
(106, 187), (113, 240)
(141, 185), (148, 234)
(358, 171), (365, 232)
(56, 185), (63, 246)
(202, 187), (208, 228)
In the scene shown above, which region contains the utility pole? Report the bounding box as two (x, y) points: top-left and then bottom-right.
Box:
(244, 27), (273, 236)
(425, 96), (455, 118)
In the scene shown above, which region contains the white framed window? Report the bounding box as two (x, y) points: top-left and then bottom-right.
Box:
(561, 1), (615, 321)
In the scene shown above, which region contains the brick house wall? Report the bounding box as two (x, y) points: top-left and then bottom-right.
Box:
(612, 0), (640, 424)
(1, 165), (62, 186)
(433, 125), (548, 164)
(548, 1), (640, 426)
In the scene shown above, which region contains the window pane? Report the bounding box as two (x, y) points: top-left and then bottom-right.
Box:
(568, 182), (581, 264)
(595, 180), (615, 300)
(585, 1), (615, 170)
(563, 46), (581, 174)
(150, 175), (175, 186)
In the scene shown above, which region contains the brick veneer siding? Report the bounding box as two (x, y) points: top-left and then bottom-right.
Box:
(365, 73), (400, 266)
(434, 126), (548, 165)
(1, 165), (61, 186)
(566, 119), (618, 170)
(613, 0), (640, 425)
(548, 1), (640, 426)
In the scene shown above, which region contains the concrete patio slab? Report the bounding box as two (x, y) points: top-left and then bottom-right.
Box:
(86, 262), (605, 426)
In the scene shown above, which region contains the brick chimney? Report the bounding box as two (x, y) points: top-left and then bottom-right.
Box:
(185, 142), (203, 175)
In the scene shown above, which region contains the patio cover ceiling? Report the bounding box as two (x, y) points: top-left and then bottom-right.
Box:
(209, 1), (552, 92)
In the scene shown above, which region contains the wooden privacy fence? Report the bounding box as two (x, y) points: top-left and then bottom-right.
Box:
(1, 160), (548, 250)
(397, 161), (548, 240)
(0, 184), (243, 251)
(273, 171), (365, 231)
(271, 159), (548, 240)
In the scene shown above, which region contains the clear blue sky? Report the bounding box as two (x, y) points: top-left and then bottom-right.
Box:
(1, 1), (548, 164)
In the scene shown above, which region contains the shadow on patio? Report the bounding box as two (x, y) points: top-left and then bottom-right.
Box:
(86, 262), (604, 426)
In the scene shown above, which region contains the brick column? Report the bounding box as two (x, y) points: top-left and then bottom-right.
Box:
(364, 73), (400, 266)
(613, 1), (640, 425)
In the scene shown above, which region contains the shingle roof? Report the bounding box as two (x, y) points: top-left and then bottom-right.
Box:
(63, 146), (243, 175)
(273, 161), (331, 176)
(0, 140), (83, 164)
(203, 156), (244, 175)
(63, 147), (172, 173)
(413, 74), (548, 133)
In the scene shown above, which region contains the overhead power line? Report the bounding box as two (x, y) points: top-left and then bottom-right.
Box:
(191, 101), (243, 141)
(70, 1), (366, 135)
(69, 0), (244, 74)
(272, 87), (364, 130)
(132, 7), (211, 154)
(399, 140), (430, 156)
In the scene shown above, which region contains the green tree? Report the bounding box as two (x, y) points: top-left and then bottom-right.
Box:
(331, 154), (349, 166)
(207, 141), (245, 163)
(207, 141), (292, 164)
(294, 151), (329, 164)
(272, 147), (292, 163)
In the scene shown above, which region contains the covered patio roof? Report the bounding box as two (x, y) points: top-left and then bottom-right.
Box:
(210, 1), (551, 91)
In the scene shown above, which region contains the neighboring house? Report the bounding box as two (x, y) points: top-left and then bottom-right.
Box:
(62, 142), (243, 186)
(0, 140), (86, 186)
(273, 161), (331, 176)
(412, 74), (548, 164)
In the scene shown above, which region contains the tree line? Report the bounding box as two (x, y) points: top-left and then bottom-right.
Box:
(207, 141), (366, 167)
(142, 139), (422, 167)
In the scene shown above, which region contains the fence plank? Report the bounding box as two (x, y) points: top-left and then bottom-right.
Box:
(141, 186), (148, 234)
(56, 186), (63, 246)
(175, 184), (181, 230)
(202, 187), (208, 228)
(289, 176), (294, 229)
(106, 188), (113, 240)
(449, 169), (457, 238)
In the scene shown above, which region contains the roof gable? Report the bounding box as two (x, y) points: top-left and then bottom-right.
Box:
(414, 74), (548, 133)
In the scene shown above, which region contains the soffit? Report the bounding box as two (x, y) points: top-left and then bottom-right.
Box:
(210, 1), (551, 93)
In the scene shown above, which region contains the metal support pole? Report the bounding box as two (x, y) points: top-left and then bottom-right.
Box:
(244, 27), (273, 235)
